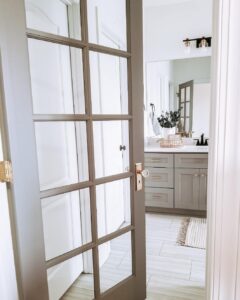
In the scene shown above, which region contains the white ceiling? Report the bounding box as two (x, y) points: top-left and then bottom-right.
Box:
(143, 0), (193, 7)
(144, 0), (213, 61)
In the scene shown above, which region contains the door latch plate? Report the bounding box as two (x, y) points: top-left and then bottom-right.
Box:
(135, 163), (143, 191)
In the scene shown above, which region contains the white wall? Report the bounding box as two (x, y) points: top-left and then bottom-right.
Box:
(0, 130), (18, 300)
(144, 0), (213, 62)
(145, 57), (211, 137)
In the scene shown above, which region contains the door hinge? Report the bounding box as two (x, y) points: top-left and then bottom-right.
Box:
(0, 161), (13, 183)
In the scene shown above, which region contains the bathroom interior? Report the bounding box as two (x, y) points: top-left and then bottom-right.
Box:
(143, 0), (211, 298)
(1, 0), (212, 299)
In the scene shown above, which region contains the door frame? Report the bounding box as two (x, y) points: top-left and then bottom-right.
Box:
(206, 0), (240, 298)
(0, 0), (145, 299)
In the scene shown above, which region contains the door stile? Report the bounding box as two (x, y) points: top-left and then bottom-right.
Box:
(0, 0), (49, 299)
(80, 0), (101, 298)
(126, 0), (137, 279)
(128, 1), (146, 299)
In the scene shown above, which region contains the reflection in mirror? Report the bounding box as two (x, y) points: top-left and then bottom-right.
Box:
(145, 56), (211, 139)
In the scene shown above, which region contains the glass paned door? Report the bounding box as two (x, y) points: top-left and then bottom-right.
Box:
(0, 0), (144, 299)
(178, 80), (194, 133)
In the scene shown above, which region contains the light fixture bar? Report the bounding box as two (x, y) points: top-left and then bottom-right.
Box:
(183, 36), (212, 48)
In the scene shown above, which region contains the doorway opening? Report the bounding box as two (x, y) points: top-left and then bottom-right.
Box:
(143, 0), (212, 298)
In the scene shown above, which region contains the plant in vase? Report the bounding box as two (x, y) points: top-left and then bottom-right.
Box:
(157, 109), (181, 139)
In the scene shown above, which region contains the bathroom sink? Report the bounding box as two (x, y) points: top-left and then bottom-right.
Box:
(182, 145), (208, 152)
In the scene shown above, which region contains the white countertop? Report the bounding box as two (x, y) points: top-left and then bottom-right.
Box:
(145, 145), (209, 153)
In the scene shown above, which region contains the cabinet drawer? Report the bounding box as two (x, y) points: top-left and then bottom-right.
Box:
(144, 153), (173, 168)
(175, 154), (208, 169)
(145, 187), (174, 208)
(145, 168), (173, 188)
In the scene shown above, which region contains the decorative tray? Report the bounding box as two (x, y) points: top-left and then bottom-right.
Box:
(159, 137), (183, 148)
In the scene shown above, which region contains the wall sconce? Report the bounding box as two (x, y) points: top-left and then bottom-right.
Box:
(183, 37), (212, 51)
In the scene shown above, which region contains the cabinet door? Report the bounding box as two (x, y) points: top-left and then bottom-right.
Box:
(175, 168), (199, 210)
(199, 169), (208, 210)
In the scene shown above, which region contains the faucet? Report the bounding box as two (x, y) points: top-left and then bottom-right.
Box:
(194, 133), (208, 146)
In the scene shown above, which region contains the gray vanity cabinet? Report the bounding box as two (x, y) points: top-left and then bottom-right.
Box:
(145, 152), (208, 214)
(174, 154), (208, 210)
(175, 168), (207, 210)
(199, 169), (208, 210)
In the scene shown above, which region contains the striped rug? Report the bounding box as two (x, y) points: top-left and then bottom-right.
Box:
(177, 217), (207, 249)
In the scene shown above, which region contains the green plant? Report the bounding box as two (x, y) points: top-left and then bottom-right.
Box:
(157, 109), (181, 128)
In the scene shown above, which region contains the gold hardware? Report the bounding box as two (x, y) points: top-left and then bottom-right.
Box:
(0, 161), (13, 183)
(135, 163), (149, 191)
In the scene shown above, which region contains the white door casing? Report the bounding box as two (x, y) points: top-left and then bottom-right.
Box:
(207, 0), (240, 299)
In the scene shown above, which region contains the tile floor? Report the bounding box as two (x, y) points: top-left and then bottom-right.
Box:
(146, 213), (206, 300)
(63, 213), (206, 300)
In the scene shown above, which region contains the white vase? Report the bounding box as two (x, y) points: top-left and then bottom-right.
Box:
(161, 127), (176, 139)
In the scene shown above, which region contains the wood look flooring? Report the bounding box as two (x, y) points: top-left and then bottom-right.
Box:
(146, 213), (206, 300)
(62, 213), (206, 300)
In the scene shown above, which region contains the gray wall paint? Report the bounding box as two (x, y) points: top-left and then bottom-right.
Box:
(173, 56), (211, 85)
(173, 56), (211, 109)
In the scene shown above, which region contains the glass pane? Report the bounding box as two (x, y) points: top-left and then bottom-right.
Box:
(25, 0), (81, 40)
(87, 0), (127, 50)
(47, 250), (94, 300)
(186, 86), (191, 101)
(186, 101), (190, 117)
(42, 189), (91, 260)
(181, 118), (185, 128)
(185, 118), (190, 132)
(35, 122), (89, 190)
(90, 52), (128, 114)
(93, 121), (129, 178)
(28, 39), (85, 114)
(98, 232), (132, 293)
(96, 179), (131, 238)
(180, 88), (185, 102)
(180, 105), (185, 117)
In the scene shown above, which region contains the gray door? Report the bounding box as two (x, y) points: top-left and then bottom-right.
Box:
(0, 0), (146, 299)
(178, 80), (194, 133)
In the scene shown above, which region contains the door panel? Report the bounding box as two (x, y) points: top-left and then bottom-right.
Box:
(89, 52), (128, 115)
(98, 232), (132, 293)
(0, 0), (145, 299)
(96, 179), (131, 238)
(87, 0), (127, 50)
(25, 0), (81, 40)
(28, 39), (85, 114)
(48, 250), (94, 300)
(35, 122), (89, 190)
(93, 121), (129, 178)
(41, 189), (91, 261)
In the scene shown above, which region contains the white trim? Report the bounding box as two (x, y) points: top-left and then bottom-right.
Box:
(207, 0), (240, 298)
